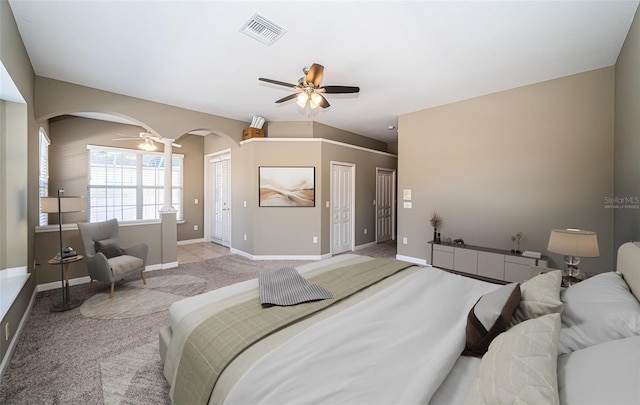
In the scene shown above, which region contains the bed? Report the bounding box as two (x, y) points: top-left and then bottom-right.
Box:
(160, 242), (640, 404)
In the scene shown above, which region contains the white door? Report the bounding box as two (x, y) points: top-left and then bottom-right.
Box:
(207, 152), (231, 246)
(331, 162), (354, 255)
(376, 168), (395, 243)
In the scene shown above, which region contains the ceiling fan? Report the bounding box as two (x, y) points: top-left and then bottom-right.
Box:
(259, 63), (360, 109)
(112, 132), (182, 151)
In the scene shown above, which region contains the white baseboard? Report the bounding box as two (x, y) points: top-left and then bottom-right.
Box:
(37, 262), (179, 290)
(144, 264), (163, 272)
(395, 254), (428, 266)
(0, 287), (37, 381)
(230, 248), (330, 261)
(354, 241), (377, 250)
(37, 276), (91, 292)
(177, 238), (206, 246)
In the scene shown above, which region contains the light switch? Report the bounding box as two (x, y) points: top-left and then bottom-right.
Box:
(194, 198), (199, 204)
(403, 202), (412, 209)
(403, 189), (412, 201)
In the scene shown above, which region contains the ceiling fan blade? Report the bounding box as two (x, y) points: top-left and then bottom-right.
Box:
(171, 143), (182, 148)
(322, 86), (360, 94)
(259, 78), (298, 88)
(305, 63), (324, 87)
(275, 93), (299, 103)
(112, 138), (138, 141)
(318, 94), (330, 108)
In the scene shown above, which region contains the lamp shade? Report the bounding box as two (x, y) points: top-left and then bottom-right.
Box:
(547, 228), (599, 257)
(41, 196), (85, 213)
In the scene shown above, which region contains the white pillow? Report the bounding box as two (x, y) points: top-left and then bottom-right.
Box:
(558, 271), (640, 354)
(465, 313), (561, 405)
(558, 336), (640, 405)
(511, 270), (563, 325)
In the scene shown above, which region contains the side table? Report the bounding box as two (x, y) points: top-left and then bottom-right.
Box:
(48, 255), (84, 312)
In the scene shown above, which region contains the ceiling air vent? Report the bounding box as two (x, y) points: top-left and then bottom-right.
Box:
(240, 13), (287, 46)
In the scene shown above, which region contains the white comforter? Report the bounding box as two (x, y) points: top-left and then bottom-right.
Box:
(224, 266), (498, 405)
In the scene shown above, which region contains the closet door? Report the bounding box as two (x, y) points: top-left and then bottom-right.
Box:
(209, 153), (231, 246)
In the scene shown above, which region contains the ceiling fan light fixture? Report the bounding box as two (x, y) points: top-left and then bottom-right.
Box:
(296, 92), (309, 107)
(139, 138), (157, 151)
(310, 92), (323, 109)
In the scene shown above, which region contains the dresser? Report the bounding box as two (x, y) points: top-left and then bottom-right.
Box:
(428, 242), (548, 283)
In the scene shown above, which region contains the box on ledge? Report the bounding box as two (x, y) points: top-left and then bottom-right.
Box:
(243, 127), (264, 140)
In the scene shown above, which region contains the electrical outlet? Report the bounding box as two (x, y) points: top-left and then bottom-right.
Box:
(364, 228), (367, 235)
(5, 323), (9, 341)
(193, 225), (198, 231)
(244, 234), (247, 241)
(313, 236), (318, 244)
(403, 237), (408, 245)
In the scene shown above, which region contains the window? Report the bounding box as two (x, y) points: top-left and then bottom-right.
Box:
(39, 129), (51, 226)
(87, 145), (183, 222)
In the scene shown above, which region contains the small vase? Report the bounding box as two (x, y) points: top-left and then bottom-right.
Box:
(433, 229), (438, 243)
(437, 232), (441, 244)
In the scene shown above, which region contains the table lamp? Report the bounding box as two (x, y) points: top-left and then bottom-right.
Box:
(547, 228), (599, 277)
(41, 189), (85, 312)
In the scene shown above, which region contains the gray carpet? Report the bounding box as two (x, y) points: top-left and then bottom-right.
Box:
(0, 242), (396, 404)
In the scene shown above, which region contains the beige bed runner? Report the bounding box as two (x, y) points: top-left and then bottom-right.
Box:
(170, 258), (414, 404)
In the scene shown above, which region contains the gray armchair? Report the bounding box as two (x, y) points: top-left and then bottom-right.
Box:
(77, 218), (148, 298)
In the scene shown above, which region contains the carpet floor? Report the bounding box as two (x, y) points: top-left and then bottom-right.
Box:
(0, 241), (396, 404)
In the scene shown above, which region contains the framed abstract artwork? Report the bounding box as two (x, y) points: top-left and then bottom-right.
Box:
(259, 166), (315, 207)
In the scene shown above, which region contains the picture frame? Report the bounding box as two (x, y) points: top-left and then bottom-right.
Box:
(259, 166), (315, 207)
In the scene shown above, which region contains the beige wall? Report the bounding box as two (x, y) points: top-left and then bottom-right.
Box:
(266, 121), (390, 152)
(204, 136), (397, 256)
(614, 6), (640, 255)
(398, 67), (615, 274)
(35, 77), (248, 146)
(46, 116), (204, 241)
(0, 0), (38, 368)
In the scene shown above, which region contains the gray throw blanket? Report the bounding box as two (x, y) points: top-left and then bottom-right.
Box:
(259, 267), (333, 307)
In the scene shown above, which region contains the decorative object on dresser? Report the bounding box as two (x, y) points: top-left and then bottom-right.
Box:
(429, 211), (443, 244)
(40, 189), (85, 312)
(547, 228), (599, 277)
(510, 231), (524, 254)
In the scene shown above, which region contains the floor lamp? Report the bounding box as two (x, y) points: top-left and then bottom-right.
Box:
(41, 189), (85, 312)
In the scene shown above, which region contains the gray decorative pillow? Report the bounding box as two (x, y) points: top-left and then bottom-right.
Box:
(558, 271), (640, 354)
(463, 283), (521, 357)
(95, 240), (123, 259)
(511, 270), (563, 326)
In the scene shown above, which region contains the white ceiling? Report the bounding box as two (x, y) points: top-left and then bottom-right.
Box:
(8, 1), (639, 143)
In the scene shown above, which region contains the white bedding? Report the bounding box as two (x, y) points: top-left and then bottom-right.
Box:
(163, 245), (640, 405)
(223, 266), (498, 404)
(169, 254), (366, 331)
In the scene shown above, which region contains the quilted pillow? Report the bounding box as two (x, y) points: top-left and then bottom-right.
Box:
(465, 313), (561, 405)
(511, 269), (563, 326)
(463, 283), (521, 357)
(95, 240), (124, 259)
(558, 271), (640, 354)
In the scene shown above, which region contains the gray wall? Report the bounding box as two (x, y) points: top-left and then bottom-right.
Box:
(398, 67), (615, 275)
(614, 6), (640, 257)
